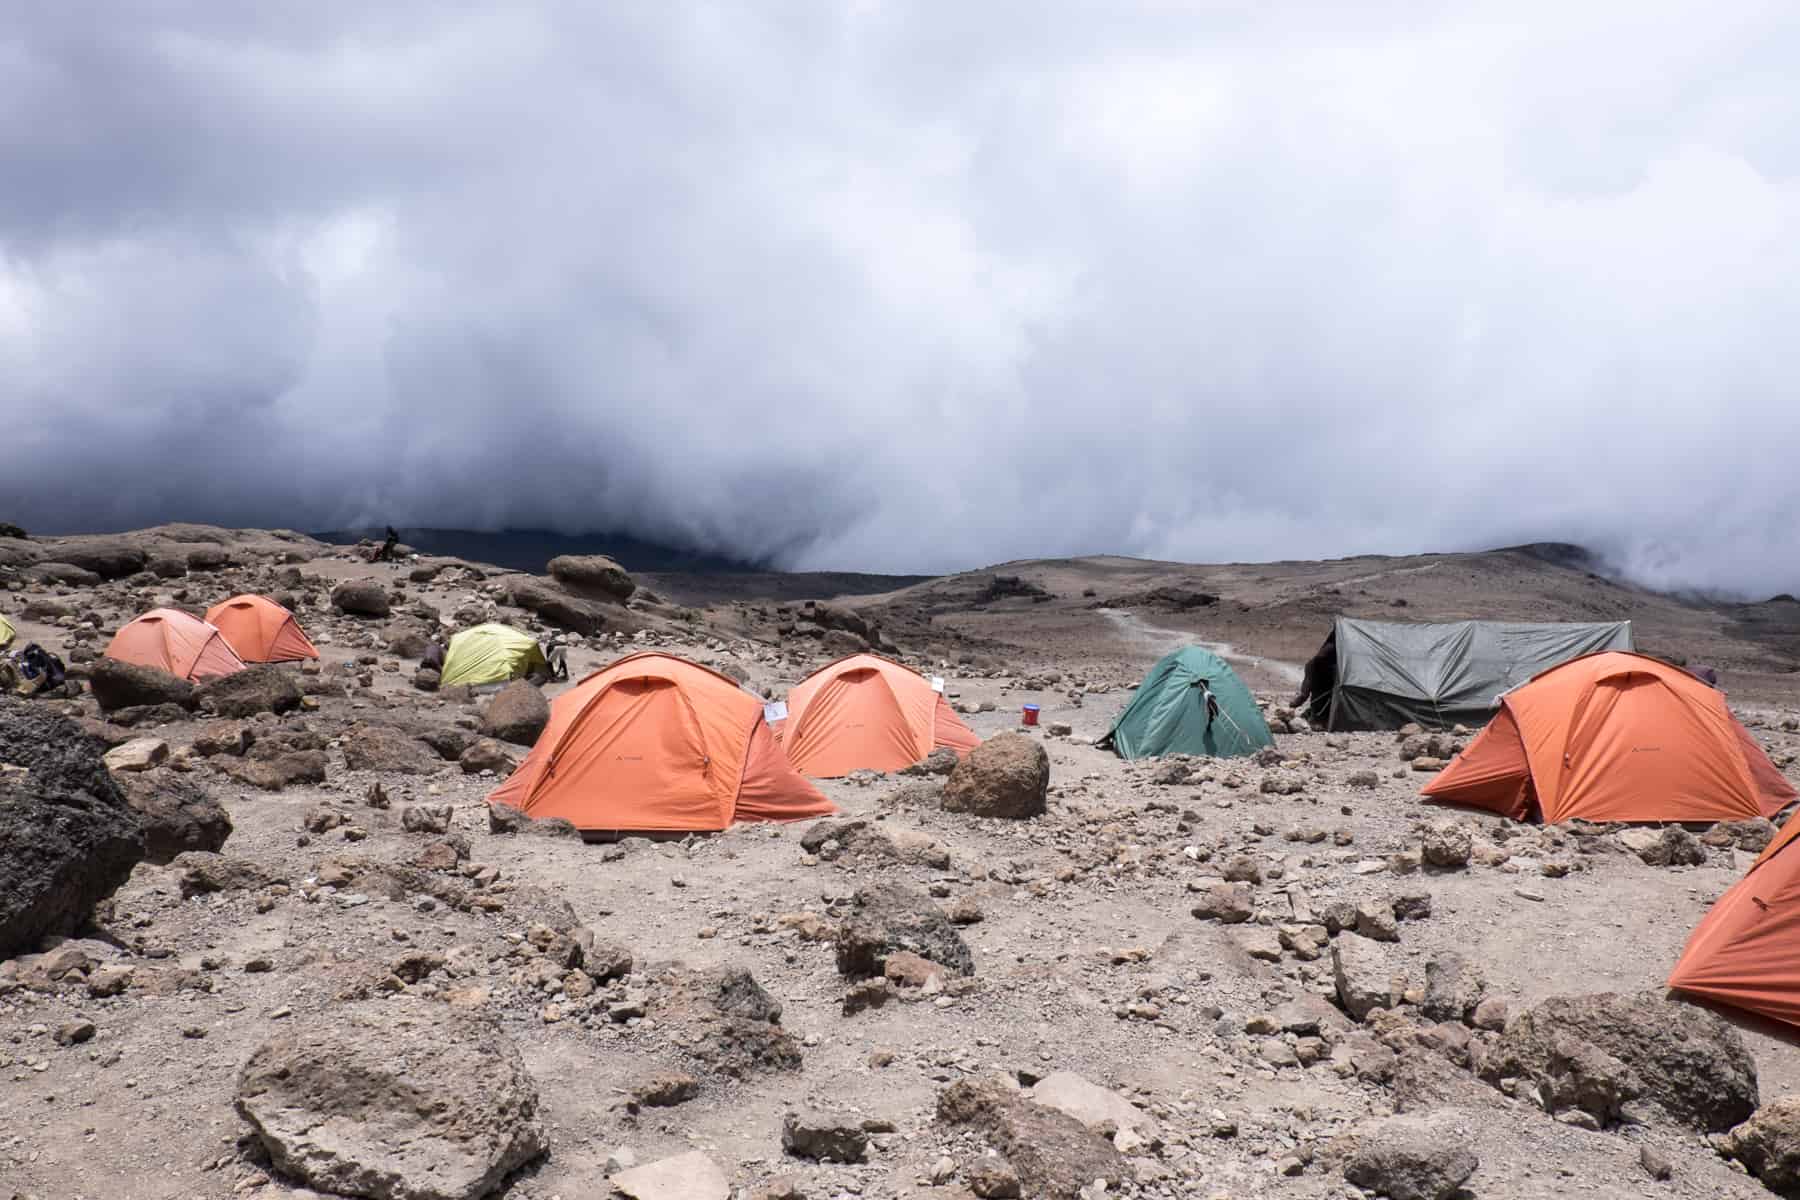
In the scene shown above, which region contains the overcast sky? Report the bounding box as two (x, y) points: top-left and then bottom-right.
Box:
(4, 3), (1797, 593)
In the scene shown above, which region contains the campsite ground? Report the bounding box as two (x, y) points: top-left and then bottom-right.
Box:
(5, 527), (1800, 1199)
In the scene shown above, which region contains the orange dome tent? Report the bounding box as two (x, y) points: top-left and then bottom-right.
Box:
(1669, 820), (1800, 1029)
(1422, 651), (1794, 823)
(105, 608), (247, 681)
(487, 652), (836, 834)
(205, 594), (319, 663)
(778, 653), (981, 778)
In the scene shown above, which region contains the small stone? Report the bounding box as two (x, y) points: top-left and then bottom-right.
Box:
(1639, 1144), (1672, 1181)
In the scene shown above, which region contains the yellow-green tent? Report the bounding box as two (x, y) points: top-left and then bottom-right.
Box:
(0, 615), (15, 650)
(440, 623), (547, 688)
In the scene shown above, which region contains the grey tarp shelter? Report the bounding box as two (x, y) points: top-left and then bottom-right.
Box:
(1320, 617), (1634, 731)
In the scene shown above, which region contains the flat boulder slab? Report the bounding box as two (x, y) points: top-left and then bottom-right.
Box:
(479, 682), (550, 747)
(546, 554), (636, 601)
(941, 733), (1049, 819)
(1724, 1096), (1800, 1196)
(835, 882), (974, 979)
(1337, 1111), (1478, 1200)
(196, 665), (303, 718)
(235, 1001), (545, 1200)
(49, 536), (148, 580)
(343, 723), (445, 775)
(116, 769), (232, 863)
(502, 577), (637, 638)
(1479, 990), (1757, 1131)
(935, 1078), (1127, 1199)
(1028, 1072), (1154, 1137)
(89, 658), (197, 713)
(103, 738), (168, 774)
(609, 1151), (729, 1200)
(0, 699), (146, 956)
(331, 581), (392, 617)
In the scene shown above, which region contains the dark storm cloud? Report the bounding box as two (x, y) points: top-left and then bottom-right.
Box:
(4, 2), (1799, 593)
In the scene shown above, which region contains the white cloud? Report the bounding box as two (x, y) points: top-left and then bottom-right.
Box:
(2, 1), (1797, 594)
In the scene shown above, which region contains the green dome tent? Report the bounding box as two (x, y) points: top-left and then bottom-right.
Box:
(440, 623), (547, 688)
(0, 614), (14, 650)
(1101, 646), (1273, 759)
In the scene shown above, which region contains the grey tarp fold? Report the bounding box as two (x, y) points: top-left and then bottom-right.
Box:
(1326, 617), (1633, 731)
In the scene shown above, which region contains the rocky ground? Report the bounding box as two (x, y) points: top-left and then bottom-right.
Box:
(5, 525), (1800, 1200)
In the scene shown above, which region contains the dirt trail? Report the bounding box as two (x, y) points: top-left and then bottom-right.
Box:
(1098, 607), (1304, 691)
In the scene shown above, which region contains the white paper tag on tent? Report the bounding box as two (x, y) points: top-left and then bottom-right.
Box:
(763, 700), (788, 724)
(930, 676), (945, 693)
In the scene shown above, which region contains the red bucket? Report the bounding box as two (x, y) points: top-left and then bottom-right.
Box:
(1021, 704), (1040, 726)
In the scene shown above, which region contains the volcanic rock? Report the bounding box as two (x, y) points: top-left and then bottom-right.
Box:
(941, 733), (1048, 819)
(0, 700), (146, 956)
(835, 882), (974, 979)
(479, 682), (550, 747)
(196, 665), (303, 718)
(235, 1000), (545, 1200)
(89, 658), (197, 713)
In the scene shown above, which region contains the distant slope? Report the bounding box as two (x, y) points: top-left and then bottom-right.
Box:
(840, 544), (1799, 698)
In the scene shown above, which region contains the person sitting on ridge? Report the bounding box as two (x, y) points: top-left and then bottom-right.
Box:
(373, 526), (400, 563)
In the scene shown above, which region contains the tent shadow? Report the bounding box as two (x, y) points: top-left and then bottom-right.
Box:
(1668, 989), (1800, 1052)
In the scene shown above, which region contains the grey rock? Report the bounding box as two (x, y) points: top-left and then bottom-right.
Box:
(89, 658), (197, 712)
(781, 1109), (868, 1163)
(835, 882), (974, 979)
(116, 769), (232, 863)
(331, 581), (391, 617)
(479, 682), (550, 747)
(1480, 990), (1757, 1131)
(1341, 1111), (1478, 1200)
(936, 1079), (1127, 1199)
(1333, 931), (1405, 1020)
(546, 554), (636, 601)
(196, 666), (303, 718)
(235, 1001), (545, 1200)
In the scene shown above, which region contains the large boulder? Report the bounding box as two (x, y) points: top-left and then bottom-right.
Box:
(331, 581), (391, 617)
(1338, 1111), (1479, 1200)
(935, 1078), (1127, 1199)
(835, 882), (973, 979)
(546, 555), (635, 601)
(1479, 990), (1757, 1131)
(50, 537), (148, 580)
(479, 682), (550, 747)
(89, 658), (197, 713)
(28, 562), (102, 587)
(197, 665), (304, 718)
(342, 723), (444, 775)
(236, 1001), (545, 1200)
(501, 577), (635, 637)
(941, 733), (1047, 819)
(1723, 1097), (1800, 1196)
(0, 700), (146, 956)
(116, 769), (232, 863)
